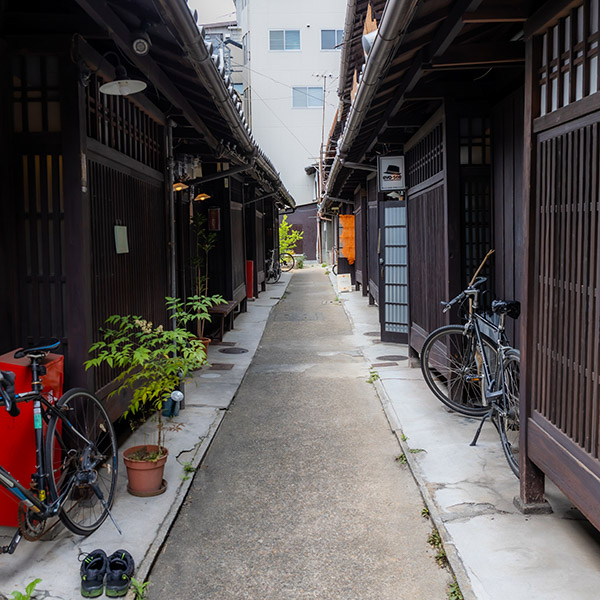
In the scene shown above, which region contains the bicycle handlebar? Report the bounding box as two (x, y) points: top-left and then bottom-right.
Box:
(440, 276), (487, 313)
(0, 371), (19, 417)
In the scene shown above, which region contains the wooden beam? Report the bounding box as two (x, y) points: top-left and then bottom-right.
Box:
(463, 6), (528, 23)
(431, 42), (525, 67)
(525, 0), (582, 38)
(72, 0), (221, 150)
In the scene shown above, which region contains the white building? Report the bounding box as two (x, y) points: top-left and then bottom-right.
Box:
(234, 0), (346, 206)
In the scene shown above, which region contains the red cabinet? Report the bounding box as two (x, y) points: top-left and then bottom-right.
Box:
(0, 352), (64, 526)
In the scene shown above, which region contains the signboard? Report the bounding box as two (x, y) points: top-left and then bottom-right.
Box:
(377, 155), (406, 192)
(208, 207), (221, 231)
(337, 273), (352, 293)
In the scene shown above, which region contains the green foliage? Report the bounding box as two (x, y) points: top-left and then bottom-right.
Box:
(279, 215), (303, 255)
(400, 433), (408, 441)
(85, 295), (225, 450)
(181, 461), (195, 481)
(366, 369), (380, 384)
(410, 448), (426, 454)
(10, 579), (42, 600)
(130, 577), (150, 600)
(296, 254), (305, 269)
(395, 453), (407, 465)
(428, 528), (448, 568)
(421, 506), (430, 518)
(448, 579), (463, 600)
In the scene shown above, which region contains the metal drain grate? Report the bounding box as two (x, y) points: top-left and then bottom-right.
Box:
(371, 362), (398, 368)
(219, 347), (249, 354)
(364, 331), (380, 337)
(209, 363), (235, 371)
(376, 355), (408, 361)
(211, 341), (237, 347)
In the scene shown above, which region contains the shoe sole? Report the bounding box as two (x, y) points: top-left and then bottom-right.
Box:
(80, 586), (103, 598)
(105, 589), (129, 598)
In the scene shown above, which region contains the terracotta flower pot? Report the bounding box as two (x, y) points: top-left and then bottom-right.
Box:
(122, 445), (168, 497)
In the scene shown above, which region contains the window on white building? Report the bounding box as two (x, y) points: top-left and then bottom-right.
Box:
(321, 29), (343, 50)
(269, 29), (301, 51)
(292, 86), (323, 108)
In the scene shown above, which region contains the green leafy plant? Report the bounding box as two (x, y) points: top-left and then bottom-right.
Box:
(428, 528), (449, 567)
(421, 506), (430, 518)
(410, 448), (426, 454)
(396, 453), (407, 465)
(130, 577), (150, 599)
(10, 579), (41, 600)
(86, 295), (224, 452)
(321, 262), (327, 268)
(400, 433), (408, 442)
(448, 579), (463, 600)
(191, 212), (219, 338)
(366, 369), (380, 384)
(296, 254), (305, 269)
(181, 461), (195, 481)
(279, 215), (303, 255)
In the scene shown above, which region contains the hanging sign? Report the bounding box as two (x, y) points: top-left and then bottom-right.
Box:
(337, 273), (352, 293)
(377, 156), (406, 192)
(208, 208), (221, 231)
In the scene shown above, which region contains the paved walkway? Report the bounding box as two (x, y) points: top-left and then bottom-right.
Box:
(147, 268), (451, 599)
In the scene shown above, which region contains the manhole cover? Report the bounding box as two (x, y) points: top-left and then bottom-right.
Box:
(209, 363), (234, 371)
(364, 331), (380, 337)
(376, 355), (408, 361)
(219, 347), (249, 354)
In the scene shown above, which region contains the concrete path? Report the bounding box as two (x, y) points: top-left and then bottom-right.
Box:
(147, 268), (451, 599)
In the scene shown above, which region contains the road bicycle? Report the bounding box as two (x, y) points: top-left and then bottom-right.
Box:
(419, 276), (521, 477)
(330, 246), (338, 275)
(265, 249), (281, 283)
(0, 339), (119, 554)
(279, 252), (295, 272)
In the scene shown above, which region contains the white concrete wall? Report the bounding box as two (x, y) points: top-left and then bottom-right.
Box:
(236, 0), (346, 206)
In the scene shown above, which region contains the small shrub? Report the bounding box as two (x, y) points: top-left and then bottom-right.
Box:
(10, 579), (42, 600)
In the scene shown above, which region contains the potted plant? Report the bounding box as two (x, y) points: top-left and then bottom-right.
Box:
(191, 212), (218, 342)
(85, 294), (224, 496)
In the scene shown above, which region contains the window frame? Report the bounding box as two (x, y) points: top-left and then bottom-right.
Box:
(320, 29), (344, 51)
(292, 86), (323, 109)
(269, 29), (302, 52)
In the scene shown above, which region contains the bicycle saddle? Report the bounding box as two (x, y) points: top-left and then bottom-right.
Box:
(491, 300), (521, 319)
(14, 338), (61, 359)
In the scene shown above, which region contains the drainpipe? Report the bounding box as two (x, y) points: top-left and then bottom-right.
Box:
(337, 0), (358, 98)
(326, 0), (418, 200)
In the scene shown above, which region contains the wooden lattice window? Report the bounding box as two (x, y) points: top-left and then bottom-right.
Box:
(539, 0), (600, 116)
(406, 123), (444, 187)
(85, 74), (163, 171)
(11, 56), (61, 133)
(459, 117), (491, 166)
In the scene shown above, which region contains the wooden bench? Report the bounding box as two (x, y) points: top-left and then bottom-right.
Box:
(208, 300), (239, 341)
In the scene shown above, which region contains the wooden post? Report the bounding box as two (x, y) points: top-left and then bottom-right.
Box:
(516, 33), (550, 512)
(61, 61), (94, 390)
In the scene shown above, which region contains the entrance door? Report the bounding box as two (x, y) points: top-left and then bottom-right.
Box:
(380, 199), (408, 343)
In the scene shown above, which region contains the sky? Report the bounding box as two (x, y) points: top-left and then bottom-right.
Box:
(187, 0), (236, 24)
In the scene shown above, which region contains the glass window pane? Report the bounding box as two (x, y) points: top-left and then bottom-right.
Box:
(285, 30), (300, 50)
(321, 30), (335, 50)
(293, 87), (307, 107)
(337, 30), (344, 46)
(307, 87), (323, 107)
(270, 30), (284, 51)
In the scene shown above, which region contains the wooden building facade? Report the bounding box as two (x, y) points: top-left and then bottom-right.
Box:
(0, 0), (294, 417)
(322, 0), (600, 531)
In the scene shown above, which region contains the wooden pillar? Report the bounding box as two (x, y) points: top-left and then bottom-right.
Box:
(516, 34), (549, 511)
(61, 61), (93, 390)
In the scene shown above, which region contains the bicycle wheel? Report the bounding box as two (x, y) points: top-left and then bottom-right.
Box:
(45, 388), (118, 535)
(280, 252), (295, 272)
(420, 325), (498, 416)
(331, 264), (337, 275)
(496, 349), (520, 478)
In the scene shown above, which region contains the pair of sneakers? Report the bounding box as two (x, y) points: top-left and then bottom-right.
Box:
(80, 549), (135, 598)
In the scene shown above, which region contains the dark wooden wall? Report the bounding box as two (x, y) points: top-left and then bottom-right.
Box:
(492, 87), (525, 348)
(522, 0), (600, 531)
(354, 184), (368, 295)
(279, 203), (318, 260)
(406, 118), (448, 352)
(367, 177), (380, 304)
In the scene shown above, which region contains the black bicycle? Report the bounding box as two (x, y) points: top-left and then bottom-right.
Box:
(420, 277), (521, 477)
(265, 249), (282, 283)
(0, 339), (119, 554)
(279, 252), (295, 272)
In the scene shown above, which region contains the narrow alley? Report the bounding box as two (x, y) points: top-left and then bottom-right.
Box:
(147, 268), (451, 599)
